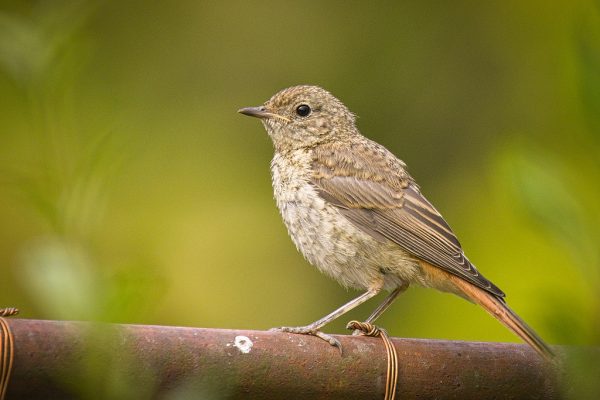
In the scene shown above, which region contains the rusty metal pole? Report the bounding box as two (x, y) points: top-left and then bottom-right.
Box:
(2, 319), (568, 399)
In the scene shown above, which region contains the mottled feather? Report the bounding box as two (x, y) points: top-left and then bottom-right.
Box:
(311, 139), (505, 298)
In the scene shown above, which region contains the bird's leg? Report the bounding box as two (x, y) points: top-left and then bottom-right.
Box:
(351, 282), (409, 335)
(271, 286), (381, 349)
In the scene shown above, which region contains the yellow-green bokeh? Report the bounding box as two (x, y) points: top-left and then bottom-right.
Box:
(1, 0), (599, 397)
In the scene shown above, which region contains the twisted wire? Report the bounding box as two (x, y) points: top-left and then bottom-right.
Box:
(0, 308), (18, 400)
(347, 320), (398, 400)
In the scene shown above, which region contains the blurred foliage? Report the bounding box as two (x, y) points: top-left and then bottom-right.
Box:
(0, 0), (599, 398)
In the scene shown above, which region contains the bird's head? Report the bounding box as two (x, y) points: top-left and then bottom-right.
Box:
(238, 85), (357, 152)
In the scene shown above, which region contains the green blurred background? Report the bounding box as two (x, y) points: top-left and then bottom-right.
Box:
(0, 0), (599, 396)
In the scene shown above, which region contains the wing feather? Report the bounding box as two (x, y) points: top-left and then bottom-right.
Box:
(312, 140), (504, 297)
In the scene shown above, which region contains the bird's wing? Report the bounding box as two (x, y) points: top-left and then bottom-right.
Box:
(311, 140), (505, 297)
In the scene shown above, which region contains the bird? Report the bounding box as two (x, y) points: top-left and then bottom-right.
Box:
(238, 85), (554, 361)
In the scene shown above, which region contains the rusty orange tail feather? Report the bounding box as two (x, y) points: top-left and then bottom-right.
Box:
(448, 273), (555, 362)
(419, 261), (555, 362)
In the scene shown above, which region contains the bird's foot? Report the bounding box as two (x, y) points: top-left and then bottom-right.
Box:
(270, 326), (342, 351)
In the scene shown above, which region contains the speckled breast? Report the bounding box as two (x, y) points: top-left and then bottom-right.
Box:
(269, 150), (409, 290)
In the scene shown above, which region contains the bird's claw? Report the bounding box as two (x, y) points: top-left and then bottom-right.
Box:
(270, 326), (342, 353)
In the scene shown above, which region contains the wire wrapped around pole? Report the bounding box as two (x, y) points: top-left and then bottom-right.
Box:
(347, 321), (398, 400)
(0, 308), (18, 400)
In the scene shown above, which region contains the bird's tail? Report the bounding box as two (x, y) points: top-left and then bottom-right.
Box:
(449, 274), (556, 362)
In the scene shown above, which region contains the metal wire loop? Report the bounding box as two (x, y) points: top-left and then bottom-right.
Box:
(0, 308), (18, 400)
(347, 320), (398, 400)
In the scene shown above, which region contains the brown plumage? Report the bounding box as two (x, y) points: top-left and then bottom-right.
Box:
(239, 85), (554, 362)
(312, 140), (505, 297)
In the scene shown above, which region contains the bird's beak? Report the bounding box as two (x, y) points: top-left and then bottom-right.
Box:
(238, 106), (290, 122)
(238, 106), (269, 118)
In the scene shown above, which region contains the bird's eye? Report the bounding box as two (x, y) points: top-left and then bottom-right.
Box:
(295, 104), (311, 117)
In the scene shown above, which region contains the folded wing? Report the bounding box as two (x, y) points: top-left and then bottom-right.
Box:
(312, 140), (505, 298)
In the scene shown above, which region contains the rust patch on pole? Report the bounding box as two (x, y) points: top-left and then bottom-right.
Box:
(2, 319), (574, 399)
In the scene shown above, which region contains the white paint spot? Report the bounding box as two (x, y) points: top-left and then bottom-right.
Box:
(233, 335), (253, 354)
